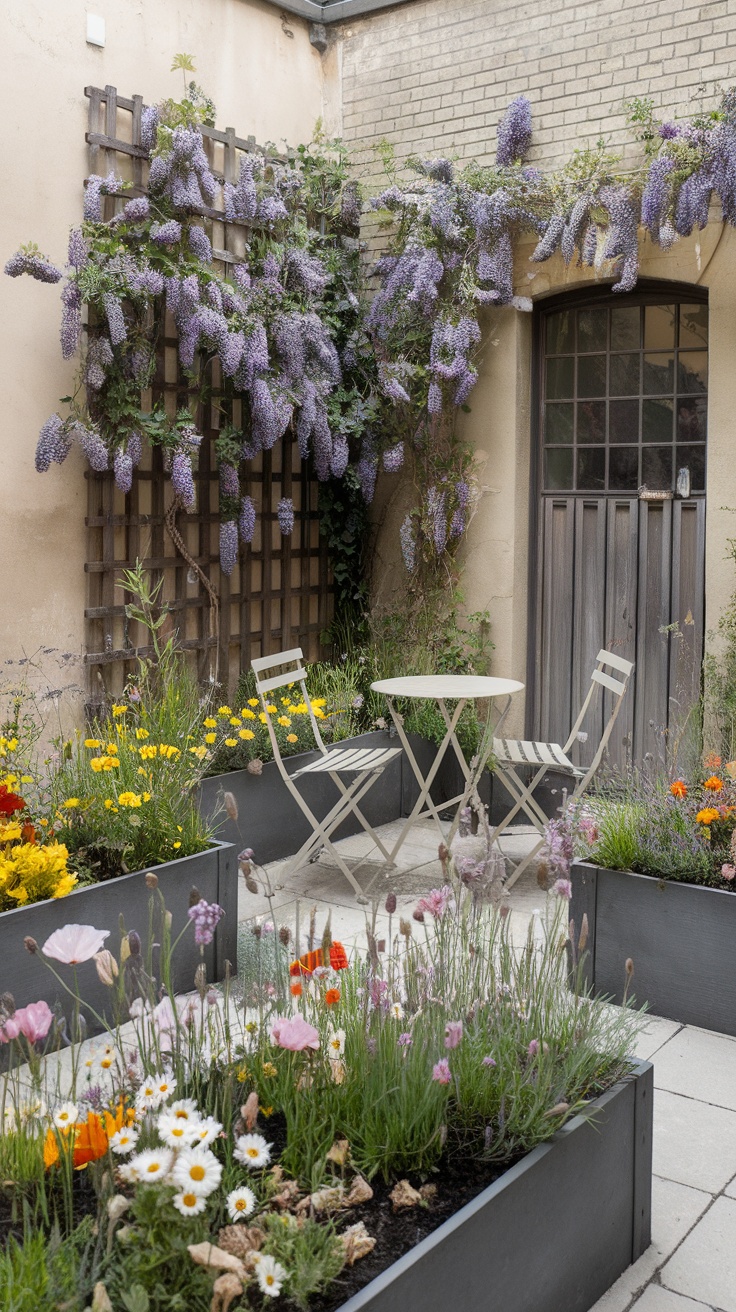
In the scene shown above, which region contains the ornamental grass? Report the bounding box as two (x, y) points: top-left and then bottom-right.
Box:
(0, 823), (642, 1311)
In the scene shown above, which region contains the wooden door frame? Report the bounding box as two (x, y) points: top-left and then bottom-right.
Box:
(525, 278), (709, 741)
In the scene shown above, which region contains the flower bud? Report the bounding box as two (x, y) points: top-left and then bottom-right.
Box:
(625, 957), (634, 977)
(24, 936), (38, 955)
(224, 791), (238, 822)
(384, 892), (397, 914)
(127, 931), (141, 958)
(106, 1194), (130, 1223)
(164, 910), (172, 930)
(279, 925), (291, 946)
(578, 914), (589, 953)
(94, 949), (119, 987)
(189, 886), (202, 908)
(144, 872), (158, 889)
(412, 908), (424, 923)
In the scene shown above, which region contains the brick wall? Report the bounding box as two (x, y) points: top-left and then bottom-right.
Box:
(339, 0), (734, 174)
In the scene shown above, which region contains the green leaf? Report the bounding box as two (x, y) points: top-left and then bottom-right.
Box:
(171, 52), (196, 74)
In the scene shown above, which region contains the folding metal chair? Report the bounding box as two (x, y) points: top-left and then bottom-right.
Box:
(491, 649), (634, 888)
(251, 649), (402, 896)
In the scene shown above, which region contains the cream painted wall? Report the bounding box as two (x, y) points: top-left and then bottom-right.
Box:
(1, 0), (333, 713)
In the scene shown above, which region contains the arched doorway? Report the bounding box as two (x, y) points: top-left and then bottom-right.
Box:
(529, 283), (708, 769)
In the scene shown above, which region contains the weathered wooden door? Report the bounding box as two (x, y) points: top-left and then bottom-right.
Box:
(532, 291), (707, 769)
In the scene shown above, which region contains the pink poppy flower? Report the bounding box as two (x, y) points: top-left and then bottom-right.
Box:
(1, 1000), (53, 1044)
(432, 1057), (452, 1084)
(270, 1014), (320, 1051)
(416, 886), (453, 920)
(42, 924), (110, 965)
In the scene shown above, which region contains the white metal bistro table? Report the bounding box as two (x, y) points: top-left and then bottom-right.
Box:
(370, 674), (524, 870)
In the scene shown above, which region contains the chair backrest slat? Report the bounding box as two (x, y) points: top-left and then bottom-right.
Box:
(591, 668), (627, 694)
(257, 667), (309, 695)
(251, 647), (303, 674)
(597, 648), (634, 676)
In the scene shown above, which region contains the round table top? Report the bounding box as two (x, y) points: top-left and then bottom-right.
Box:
(370, 675), (524, 699)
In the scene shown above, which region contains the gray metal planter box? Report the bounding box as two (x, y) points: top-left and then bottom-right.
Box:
(571, 861), (736, 1034)
(0, 842), (235, 1048)
(335, 1060), (653, 1312)
(199, 732), (492, 865)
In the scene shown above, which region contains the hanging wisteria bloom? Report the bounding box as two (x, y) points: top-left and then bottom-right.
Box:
(496, 96), (533, 166)
(277, 497), (294, 536)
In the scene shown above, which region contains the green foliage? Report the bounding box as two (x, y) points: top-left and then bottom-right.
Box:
(106, 1186), (214, 1312)
(261, 1212), (345, 1310)
(705, 538), (736, 761)
(0, 1218), (97, 1312)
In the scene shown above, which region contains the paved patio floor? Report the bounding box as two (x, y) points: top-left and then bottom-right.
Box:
(243, 819), (736, 1312)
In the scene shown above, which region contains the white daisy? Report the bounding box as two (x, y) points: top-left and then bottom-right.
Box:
(109, 1126), (139, 1155)
(189, 1116), (222, 1148)
(129, 1148), (173, 1183)
(153, 1071), (176, 1101)
(135, 1078), (165, 1113)
(171, 1147), (223, 1197)
(157, 1113), (199, 1149)
(327, 1028), (345, 1058)
(254, 1253), (287, 1298)
(169, 1098), (199, 1122)
(96, 1044), (118, 1073)
(173, 1190), (207, 1217)
(390, 1002), (404, 1020)
(53, 1101), (78, 1129)
(234, 1133), (272, 1169)
(117, 1160), (139, 1184)
(226, 1186), (257, 1222)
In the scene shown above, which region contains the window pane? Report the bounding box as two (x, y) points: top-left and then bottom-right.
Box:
(610, 352), (640, 396)
(578, 354), (606, 397)
(643, 352), (674, 394)
(644, 304), (676, 349)
(678, 351), (708, 394)
(611, 306), (640, 350)
(679, 303), (708, 349)
(578, 306), (607, 352)
(545, 403), (574, 444)
(609, 446), (640, 490)
(677, 397), (707, 443)
(577, 447), (605, 490)
(577, 400), (606, 444)
(545, 447), (573, 489)
(546, 357), (574, 399)
(546, 310), (575, 354)
(609, 399), (639, 444)
(676, 445), (706, 492)
(642, 398), (673, 443)
(642, 446), (673, 490)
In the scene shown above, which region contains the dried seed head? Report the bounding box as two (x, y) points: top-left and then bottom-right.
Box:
(224, 791), (239, 822)
(127, 931), (141, 957)
(412, 909), (425, 923)
(194, 962), (207, 997)
(578, 914), (589, 952)
(0, 993), (15, 1018)
(242, 1090), (259, 1131)
(189, 886), (202, 908)
(278, 925), (291, 946)
(244, 871), (259, 895)
(144, 872), (158, 889)
(384, 892), (397, 914)
(499, 904), (511, 920)
(94, 949), (119, 987)
(23, 937), (38, 955)
(399, 917), (412, 938)
(625, 957), (634, 977)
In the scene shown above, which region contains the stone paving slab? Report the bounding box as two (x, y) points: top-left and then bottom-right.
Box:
(660, 1196), (736, 1310)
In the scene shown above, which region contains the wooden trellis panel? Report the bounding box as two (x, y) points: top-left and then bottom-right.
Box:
(83, 84), (332, 702)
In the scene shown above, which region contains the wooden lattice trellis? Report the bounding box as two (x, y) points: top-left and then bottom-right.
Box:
(84, 84), (332, 702)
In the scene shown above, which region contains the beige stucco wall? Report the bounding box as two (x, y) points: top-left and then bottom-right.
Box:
(1, 0), (334, 715)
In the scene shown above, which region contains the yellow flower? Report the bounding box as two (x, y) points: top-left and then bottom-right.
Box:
(239, 729), (255, 741)
(247, 699), (259, 708)
(142, 792), (151, 802)
(118, 792), (142, 808)
(159, 744), (180, 759)
(203, 718), (217, 729)
(135, 728), (150, 741)
(311, 698), (327, 708)
(262, 1062), (277, 1078)
(63, 799), (80, 809)
(286, 734), (298, 744)
(53, 873), (78, 899)
(4, 738), (17, 752)
(173, 841), (181, 849)
(266, 704), (278, 714)
(20, 775), (33, 784)
(111, 705), (127, 717)
(189, 746), (207, 760)
(137, 767), (148, 777)
(292, 703), (308, 715)
(105, 744), (119, 755)
(241, 709), (256, 720)
(258, 713), (267, 724)
(278, 716), (291, 727)
(139, 745), (158, 760)
(0, 822), (22, 842)
(696, 807), (720, 825)
(281, 698), (291, 706)
(235, 1065), (250, 1083)
(204, 733), (217, 745)
(218, 706), (232, 717)
(104, 799), (114, 809)
(90, 758), (104, 773)
(102, 757), (120, 771)
(313, 708), (325, 720)
(84, 738), (101, 749)
(224, 738), (238, 748)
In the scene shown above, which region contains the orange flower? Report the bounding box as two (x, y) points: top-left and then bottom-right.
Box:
(704, 776), (724, 792)
(670, 780), (687, 798)
(704, 753), (723, 770)
(290, 980), (303, 997)
(325, 988), (341, 1006)
(44, 1101), (133, 1170)
(696, 807), (720, 825)
(328, 943), (349, 972)
(289, 940), (349, 977)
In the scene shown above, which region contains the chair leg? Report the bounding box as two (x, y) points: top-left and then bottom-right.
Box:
(281, 772), (384, 898)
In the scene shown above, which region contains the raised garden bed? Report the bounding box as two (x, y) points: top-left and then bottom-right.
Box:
(0, 841), (236, 1039)
(571, 860), (736, 1034)
(198, 731), (491, 865)
(334, 1059), (653, 1312)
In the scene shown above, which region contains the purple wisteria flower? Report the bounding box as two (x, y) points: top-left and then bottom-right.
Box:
(238, 495), (256, 543)
(151, 220), (182, 246)
(140, 104), (160, 152)
(561, 195), (591, 264)
(103, 293), (127, 346)
(219, 462), (240, 500)
(581, 222), (598, 266)
(224, 154), (259, 223)
(67, 228), (88, 270)
(119, 196), (150, 223)
(4, 250), (63, 283)
(340, 180), (362, 229)
(113, 447), (134, 494)
(188, 225), (212, 262)
(219, 520), (239, 575)
(277, 497), (294, 535)
(496, 96), (533, 166)
(35, 415), (71, 472)
(426, 485), (448, 553)
(399, 515), (416, 572)
(330, 433), (349, 478)
(187, 899), (225, 947)
(382, 442), (404, 473)
(60, 282), (82, 359)
(171, 451), (196, 509)
(72, 421), (109, 472)
(641, 157), (675, 243)
(600, 185), (639, 291)
(531, 214), (565, 263)
(357, 441), (378, 504)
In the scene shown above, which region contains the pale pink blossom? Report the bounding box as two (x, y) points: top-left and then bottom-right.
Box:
(722, 864), (736, 881)
(42, 924), (110, 964)
(416, 886), (454, 920)
(270, 1014), (320, 1051)
(552, 878), (572, 900)
(2, 1001), (54, 1044)
(432, 1057), (452, 1084)
(444, 1021), (463, 1049)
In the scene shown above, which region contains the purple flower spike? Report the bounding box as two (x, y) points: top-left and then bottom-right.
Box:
(187, 898), (225, 947)
(399, 516), (416, 572)
(496, 96), (533, 166)
(238, 496), (256, 544)
(171, 451), (196, 509)
(277, 497), (294, 536)
(35, 415), (71, 472)
(219, 520), (238, 575)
